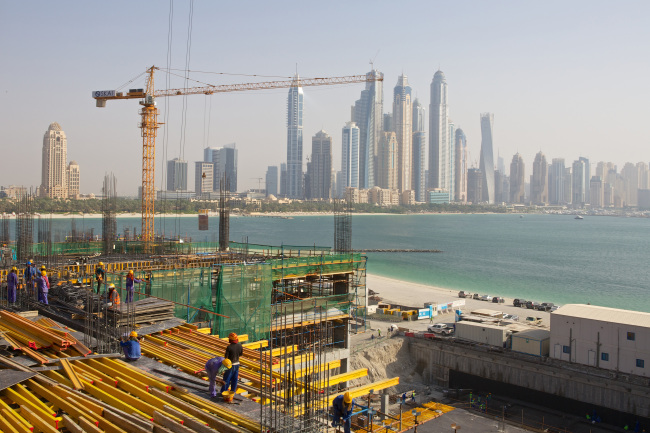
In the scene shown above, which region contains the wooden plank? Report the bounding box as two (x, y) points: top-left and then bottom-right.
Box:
(19, 406), (60, 433)
(103, 408), (152, 433)
(96, 417), (130, 433)
(153, 411), (194, 433)
(0, 355), (59, 387)
(44, 353), (121, 364)
(0, 371), (37, 391)
(162, 406), (216, 433)
(60, 359), (84, 390)
(78, 415), (104, 433)
(61, 414), (86, 433)
(149, 389), (248, 433)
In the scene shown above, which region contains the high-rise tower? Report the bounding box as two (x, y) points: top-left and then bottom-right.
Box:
(429, 70), (449, 191)
(377, 132), (398, 190)
(67, 161), (80, 198)
(454, 129), (468, 202)
(352, 69), (383, 189)
(393, 75), (412, 192)
(531, 151), (548, 205)
(341, 122), (360, 189)
(510, 153), (525, 204)
(412, 98), (426, 202)
(167, 158), (188, 191)
(41, 122), (68, 198)
(286, 75), (304, 198)
(310, 130), (332, 200)
(549, 158), (566, 205)
(479, 113), (495, 203)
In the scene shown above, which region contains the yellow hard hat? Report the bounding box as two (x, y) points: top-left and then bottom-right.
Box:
(343, 392), (352, 404)
(40, 265), (46, 270)
(129, 331), (138, 338)
(108, 284), (115, 290)
(222, 359), (232, 369)
(98, 262), (104, 267)
(41, 270), (47, 276)
(11, 266), (17, 272)
(128, 270), (134, 275)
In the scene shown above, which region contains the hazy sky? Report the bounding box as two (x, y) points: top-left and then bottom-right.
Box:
(1, 1), (649, 195)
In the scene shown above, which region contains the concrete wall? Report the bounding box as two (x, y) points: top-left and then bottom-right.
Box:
(409, 338), (650, 418)
(550, 312), (650, 376)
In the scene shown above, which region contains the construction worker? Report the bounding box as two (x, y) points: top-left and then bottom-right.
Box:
(331, 392), (354, 433)
(106, 284), (120, 309)
(95, 262), (105, 293)
(411, 391), (416, 403)
(125, 270), (142, 303)
(200, 356), (233, 398)
(221, 332), (243, 394)
(23, 260), (36, 298)
(7, 267), (18, 304)
(36, 270), (50, 305)
(120, 331), (142, 361)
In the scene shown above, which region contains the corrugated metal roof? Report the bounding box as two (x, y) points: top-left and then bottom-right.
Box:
(553, 304), (650, 328)
(511, 329), (550, 340)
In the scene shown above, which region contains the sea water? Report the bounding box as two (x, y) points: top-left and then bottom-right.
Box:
(26, 213), (650, 312)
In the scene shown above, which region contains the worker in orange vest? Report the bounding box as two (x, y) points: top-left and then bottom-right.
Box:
(106, 284), (120, 309)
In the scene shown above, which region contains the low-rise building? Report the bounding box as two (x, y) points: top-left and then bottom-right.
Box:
(550, 304), (650, 376)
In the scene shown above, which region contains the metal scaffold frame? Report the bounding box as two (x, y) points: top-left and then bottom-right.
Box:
(101, 173), (118, 256)
(219, 174), (231, 252)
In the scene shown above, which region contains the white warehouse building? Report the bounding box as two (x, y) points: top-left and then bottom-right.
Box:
(550, 304), (650, 377)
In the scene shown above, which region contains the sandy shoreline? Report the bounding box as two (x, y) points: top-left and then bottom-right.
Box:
(366, 273), (551, 326)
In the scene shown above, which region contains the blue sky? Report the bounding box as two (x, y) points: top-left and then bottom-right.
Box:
(1, 1), (649, 194)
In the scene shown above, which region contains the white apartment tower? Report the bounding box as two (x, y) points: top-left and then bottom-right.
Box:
(67, 161), (80, 198)
(393, 75), (412, 192)
(341, 122), (360, 189)
(429, 70), (449, 191)
(41, 122), (68, 198)
(286, 75), (304, 198)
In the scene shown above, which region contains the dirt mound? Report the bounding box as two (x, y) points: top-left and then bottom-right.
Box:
(349, 337), (428, 394)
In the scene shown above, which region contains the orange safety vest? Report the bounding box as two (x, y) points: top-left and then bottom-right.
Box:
(108, 289), (120, 307)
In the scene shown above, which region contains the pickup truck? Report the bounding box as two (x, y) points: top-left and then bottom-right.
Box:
(427, 323), (454, 335)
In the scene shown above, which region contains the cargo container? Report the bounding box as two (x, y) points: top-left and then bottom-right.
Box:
(455, 321), (510, 347)
(511, 329), (550, 357)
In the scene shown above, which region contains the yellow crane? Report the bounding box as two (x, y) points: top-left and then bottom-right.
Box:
(93, 66), (383, 251)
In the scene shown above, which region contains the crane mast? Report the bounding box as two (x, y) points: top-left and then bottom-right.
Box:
(93, 66), (383, 251)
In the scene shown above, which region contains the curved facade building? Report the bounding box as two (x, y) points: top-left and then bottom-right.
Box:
(286, 75), (304, 198)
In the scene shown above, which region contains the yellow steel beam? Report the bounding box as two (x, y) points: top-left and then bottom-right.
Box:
(59, 358), (84, 390)
(0, 412), (21, 433)
(79, 379), (151, 420)
(96, 358), (171, 391)
(314, 368), (368, 388)
(292, 359), (340, 378)
(91, 379), (164, 421)
(170, 390), (260, 433)
(18, 406), (60, 433)
(0, 401), (33, 432)
(10, 384), (56, 418)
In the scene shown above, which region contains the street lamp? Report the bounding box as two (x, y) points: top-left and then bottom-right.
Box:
(451, 423), (461, 433)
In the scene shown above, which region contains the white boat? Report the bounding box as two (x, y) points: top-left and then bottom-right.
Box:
(575, 215), (584, 220)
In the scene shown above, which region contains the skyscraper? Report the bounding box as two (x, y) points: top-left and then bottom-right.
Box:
(280, 163), (288, 197)
(41, 122), (68, 198)
(412, 98), (426, 202)
(167, 158), (188, 191)
(531, 151), (548, 205)
(377, 132), (398, 190)
(265, 166), (278, 197)
(195, 162), (214, 197)
(429, 70), (449, 191)
(579, 156), (590, 204)
(341, 122), (360, 189)
(309, 130), (332, 200)
(548, 158), (565, 205)
(467, 168), (483, 204)
(572, 159), (588, 207)
(448, 121), (456, 196)
(67, 161), (80, 198)
(510, 153), (525, 204)
(352, 69), (383, 189)
(479, 113), (495, 203)
(204, 145), (238, 192)
(590, 176), (604, 208)
(393, 75), (412, 192)
(286, 75), (304, 198)
(454, 129), (468, 202)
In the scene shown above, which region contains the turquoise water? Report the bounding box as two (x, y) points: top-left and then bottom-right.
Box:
(30, 213), (650, 312)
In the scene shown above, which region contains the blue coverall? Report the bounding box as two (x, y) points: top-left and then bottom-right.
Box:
(36, 275), (49, 305)
(120, 338), (142, 360)
(7, 272), (17, 303)
(125, 275), (142, 303)
(332, 395), (354, 433)
(205, 356), (228, 398)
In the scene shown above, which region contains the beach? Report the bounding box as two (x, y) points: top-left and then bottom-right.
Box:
(366, 273), (551, 329)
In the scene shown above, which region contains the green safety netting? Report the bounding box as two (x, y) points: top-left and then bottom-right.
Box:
(229, 242), (332, 256)
(142, 267), (214, 321)
(270, 253), (360, 281)
(215, 263), (273, 342)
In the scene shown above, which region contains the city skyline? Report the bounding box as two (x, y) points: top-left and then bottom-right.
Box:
(1, 2), (649, 195)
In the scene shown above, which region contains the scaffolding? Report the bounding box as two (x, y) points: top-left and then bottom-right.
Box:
(102, 173), (118, 255)
(15, 189), (34, 263)
(334, 198), (352, 253)
(219, 174), (230, 252)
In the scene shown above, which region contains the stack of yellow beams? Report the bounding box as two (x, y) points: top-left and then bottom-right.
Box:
(360, 401), (455, 432)
(0, 311), (76, 351)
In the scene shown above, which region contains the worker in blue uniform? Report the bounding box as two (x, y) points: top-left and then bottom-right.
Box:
(120, 331), (142, 361)
(332, 392), (355, 433)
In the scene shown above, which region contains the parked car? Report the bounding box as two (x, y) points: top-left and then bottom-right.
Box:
(479, 294), (493, 302)
(458, 291), (468, 298)
(472, 293), (481, 300)
(427, 323), (454, 335)
(526, 301), (540, 309)
(525, 316), (542, 324)
(550, 305), (559, 312)
(537, 302), (555, 311)
(492, 296), (505, 303)
(513, 299), (527, 307)
(503, 314), (519, 321)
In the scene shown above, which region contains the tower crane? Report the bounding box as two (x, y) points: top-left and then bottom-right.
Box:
(93, 66), (383, 251)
